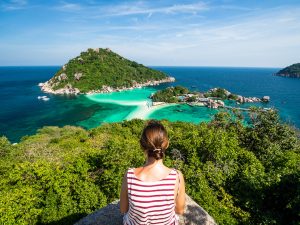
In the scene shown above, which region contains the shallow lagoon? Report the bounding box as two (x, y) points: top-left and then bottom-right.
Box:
(1, 66), (299, 142)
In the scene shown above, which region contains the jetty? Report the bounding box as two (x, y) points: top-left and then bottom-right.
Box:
(223, 105), (272, 112)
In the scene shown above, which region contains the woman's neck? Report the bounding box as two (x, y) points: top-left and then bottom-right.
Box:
(144, 157), (163, 167)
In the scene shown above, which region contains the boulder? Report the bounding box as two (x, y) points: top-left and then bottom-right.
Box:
(262, 96), (270, 102)
(74, 72), (83, 81)
(74, 194), (216, 225)
(224, 90), (231, 96)
(61, 73), (68, 80)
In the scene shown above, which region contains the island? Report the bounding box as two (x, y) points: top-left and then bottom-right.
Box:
(151, 86), (270, 109)
(275, 63), (300, 78)
(39, 48), (175, 94)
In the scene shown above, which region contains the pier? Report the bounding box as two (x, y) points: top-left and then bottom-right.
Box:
(222, 105), (271, 112)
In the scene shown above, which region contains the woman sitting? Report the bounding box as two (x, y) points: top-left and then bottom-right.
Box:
(120, 120), (185, 225)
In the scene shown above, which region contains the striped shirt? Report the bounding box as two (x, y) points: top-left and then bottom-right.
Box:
(123, 168), (178, 225)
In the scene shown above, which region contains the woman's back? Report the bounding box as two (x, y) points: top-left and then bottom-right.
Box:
(120, 120), (185, 225)
(124, 168), (178, 225)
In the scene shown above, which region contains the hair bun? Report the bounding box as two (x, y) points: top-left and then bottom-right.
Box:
(140, 120), (169, 160)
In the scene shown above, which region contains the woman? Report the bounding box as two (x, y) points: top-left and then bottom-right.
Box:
(120, 120), (185, 225)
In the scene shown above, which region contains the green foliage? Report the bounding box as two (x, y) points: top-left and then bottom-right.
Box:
(0, 111), (299, 224)
(276, 63), (300, 77)
(228, 93), (238, 100)
(152, 86), (190, 103)
(187, 96), (197, 102)
(50, 48), (168, 92)
(0, 136), (10, 157)
(204, 88), (228, 99)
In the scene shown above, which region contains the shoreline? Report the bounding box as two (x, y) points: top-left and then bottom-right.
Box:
(39, 77), (175, 95)
(85, 92), (176, 120)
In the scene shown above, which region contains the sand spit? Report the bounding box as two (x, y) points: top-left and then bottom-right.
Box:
(86, 93), (173, 120)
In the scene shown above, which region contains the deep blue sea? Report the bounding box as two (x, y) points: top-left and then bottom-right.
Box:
(1, 66), (299, 142)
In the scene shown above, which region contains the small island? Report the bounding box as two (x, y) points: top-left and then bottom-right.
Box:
(275, 63), (300, 78)
(39, 48), (175, 94)
(151, 86), (270, 109)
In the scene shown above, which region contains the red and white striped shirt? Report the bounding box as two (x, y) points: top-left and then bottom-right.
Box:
(123, 168), (179, 225)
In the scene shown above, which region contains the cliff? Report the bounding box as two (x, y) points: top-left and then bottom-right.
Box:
(74, 194), (216, 225)
(40, 48), (175, 94)
(275, 63), (300, 78)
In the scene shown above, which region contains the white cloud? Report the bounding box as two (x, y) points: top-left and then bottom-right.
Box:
(103, 2), (208, 16)
(1, 0), (27, 11)
(51, 1), (208, 17)
(1, 1), (300, 67)
(55, 2), (83, 11)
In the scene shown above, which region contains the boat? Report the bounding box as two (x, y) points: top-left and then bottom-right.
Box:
(37, 96), (50, 101)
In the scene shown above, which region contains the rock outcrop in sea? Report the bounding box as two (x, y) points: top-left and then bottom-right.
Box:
(74, 194), (216, 225)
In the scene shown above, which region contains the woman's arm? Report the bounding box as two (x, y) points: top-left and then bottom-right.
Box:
(120, 172), (129, 214)
(175, 170), (185, 215)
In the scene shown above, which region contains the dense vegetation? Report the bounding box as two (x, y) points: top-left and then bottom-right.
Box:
(49, 48), (168, 92)
(204, 88), (238, 100)
(151, 86), (190, 103)
(276, 63), (300, 78)
(0, 110), (299, 225)
(152, 86), (239, 103)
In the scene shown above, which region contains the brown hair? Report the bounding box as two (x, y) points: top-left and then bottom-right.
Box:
(140, 120), (169, 160)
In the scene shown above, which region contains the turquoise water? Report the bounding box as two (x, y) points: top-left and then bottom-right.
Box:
(0, 66), (299, 142)
(148, 104), (218, 123)
(83, 87), (219, 123)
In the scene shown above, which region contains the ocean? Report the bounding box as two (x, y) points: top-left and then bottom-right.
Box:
(0, 66), (299, 142)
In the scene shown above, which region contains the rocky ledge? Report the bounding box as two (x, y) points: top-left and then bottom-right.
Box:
(74, 194), (216, 225)
(39, 82), (80, 95)
(276, 73), (300, 78)
(39, 77), (175, 95)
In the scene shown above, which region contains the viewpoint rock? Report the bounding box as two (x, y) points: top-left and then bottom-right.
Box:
(74, 194), (216, 225)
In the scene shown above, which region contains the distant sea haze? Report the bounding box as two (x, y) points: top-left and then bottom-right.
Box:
(0, 66), (299, 142)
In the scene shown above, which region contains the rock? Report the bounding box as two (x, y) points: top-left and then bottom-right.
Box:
(224, 90), (231, 96)
(57, 73), (68, 81)
(101, 85), (114, 93)
(41, 76), (175, 95)
(262, 96), (270, 102)
(77, 58), (84, 64)
(60, 73), (68, 80)
(74, 72), (83, 81)
(74, 194), (216, 225)
(180, 195), (216, 225)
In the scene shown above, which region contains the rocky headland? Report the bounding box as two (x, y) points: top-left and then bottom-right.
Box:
(275, 63), (300, 78)
(39, 48), (175, 95)
(39, 76), (175, 95)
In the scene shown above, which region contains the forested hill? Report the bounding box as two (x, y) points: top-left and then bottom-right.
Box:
(0, 110), (299, 225)
(276, 63), (300, 78)
(40, 48), (173, 94)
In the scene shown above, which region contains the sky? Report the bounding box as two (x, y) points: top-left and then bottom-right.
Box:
(0, 0), (300, 67)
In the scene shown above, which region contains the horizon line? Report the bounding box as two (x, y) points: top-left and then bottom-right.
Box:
(0, 65), (282, 69)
